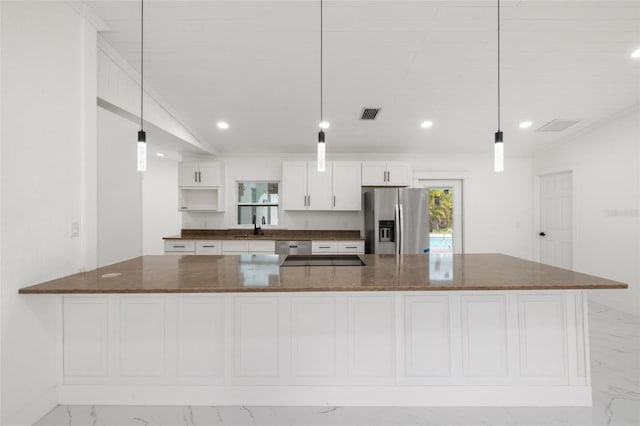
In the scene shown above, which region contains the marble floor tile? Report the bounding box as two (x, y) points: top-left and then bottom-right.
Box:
(34, 302), (640, 426)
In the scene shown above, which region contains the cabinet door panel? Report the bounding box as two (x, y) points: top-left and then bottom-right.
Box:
(386, 162), (411, 186)
(461, 295), (508, 377)
(198, 162), (222, 186)
(233, 296), (279, 379)
(333, 161), (362, 210)
(282, 162), (308, 210)
(195, 241), (222, 255)
(347, 296), (394, 378)
(361, 161), (387, 186)
(518, 294), (566, 378)
(307, 161), (333, 210)
(178, 163), (199, 186)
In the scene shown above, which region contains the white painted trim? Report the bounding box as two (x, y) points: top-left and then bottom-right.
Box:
(64, 1), (110, 31)
(96, 37), (214, 155)
(413, 170), (471, 183)
(59, 385), (592, 407)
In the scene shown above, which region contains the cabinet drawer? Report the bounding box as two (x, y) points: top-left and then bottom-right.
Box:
(311, 241), (338, 254)
(164, 240), (195, 252)
(248, 240), (275, 253)
(195, 240), (222, 255)
(338, 241), (364, 254)
(222, 241), (249, 252)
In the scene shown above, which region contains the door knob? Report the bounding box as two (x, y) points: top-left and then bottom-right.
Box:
(539, 232), (546, 237)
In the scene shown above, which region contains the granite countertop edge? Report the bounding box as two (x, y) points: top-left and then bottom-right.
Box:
(18, 254), (629, 294)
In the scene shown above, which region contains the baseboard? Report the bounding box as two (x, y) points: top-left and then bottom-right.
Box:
(2, 385), (58, 426)
(59, 385), (592, 407)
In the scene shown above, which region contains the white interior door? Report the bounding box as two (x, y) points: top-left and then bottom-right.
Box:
(539, 172), (573, 269)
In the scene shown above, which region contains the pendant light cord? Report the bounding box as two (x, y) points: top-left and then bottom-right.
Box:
(320, 0), (323, 123)
(140, 0), (144, 130)
(497, 0), (501, 131)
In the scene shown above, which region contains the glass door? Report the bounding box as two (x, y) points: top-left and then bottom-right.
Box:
(421, 180), (463, 254)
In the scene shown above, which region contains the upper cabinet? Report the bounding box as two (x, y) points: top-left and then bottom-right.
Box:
(361, 161), (411, 186)
(332, 161), (362, 210)
(178, 161), (224, 187)
(178, 161), (225, 212)
(282, 161), (361, 211)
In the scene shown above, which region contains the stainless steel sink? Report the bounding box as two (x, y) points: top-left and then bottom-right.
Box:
(280, 255), (366, 267)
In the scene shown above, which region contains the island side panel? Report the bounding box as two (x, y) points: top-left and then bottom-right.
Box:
(59, 290), (592, 406)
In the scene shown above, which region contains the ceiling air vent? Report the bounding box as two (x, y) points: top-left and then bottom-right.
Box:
(536, 119), (580, 132)
(360, 108), (381, 120)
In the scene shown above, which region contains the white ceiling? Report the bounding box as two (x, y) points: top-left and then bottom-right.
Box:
(87, 0), (640, 156)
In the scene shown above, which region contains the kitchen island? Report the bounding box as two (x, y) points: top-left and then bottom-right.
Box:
(20, 254), (627, 407)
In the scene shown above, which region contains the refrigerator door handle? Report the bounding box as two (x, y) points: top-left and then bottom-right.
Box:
(394, 203), (401, 254)
(399, 203), (404, 255)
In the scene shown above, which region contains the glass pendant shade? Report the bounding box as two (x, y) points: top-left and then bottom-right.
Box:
(317, 130), (326, 172)
(494, 131), (504, 173)
(137, 130), (147, 172)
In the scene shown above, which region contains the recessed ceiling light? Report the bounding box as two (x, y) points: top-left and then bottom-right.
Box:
(217, 121), (229, 129)
(319, 121), (330, 129)
(519, 121), (533, 129)
(631, 48), (640, 59)
(156, 152), (165, 157)
(420, 121), (433, 129)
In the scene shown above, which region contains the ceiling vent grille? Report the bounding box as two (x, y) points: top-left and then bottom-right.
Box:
(360, 108), (381, 120)
(536, 119), (580, 132)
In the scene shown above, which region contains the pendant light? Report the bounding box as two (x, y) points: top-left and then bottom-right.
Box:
(137, 0), (147, 172)
(317, 0), (326, 172)
(494, 0), (504, 173)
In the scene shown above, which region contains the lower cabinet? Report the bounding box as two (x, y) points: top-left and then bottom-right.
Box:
(164, 240), (222, 255)
(60, 291), (589, 406)
(164, 239), (362, 256)
(311, 240), (364, 255)
(196, 241), (222, 255)
(163, 240), (195, 254)
(222, 240), (276, 255)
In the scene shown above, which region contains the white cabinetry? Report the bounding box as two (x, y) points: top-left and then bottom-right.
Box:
(195, 241), (222, 255)
(338, 241), (365, 254)
(362, 161), (411, 186)
(282, 161), (331, 210)
(61, 290), (590, 406)
(164, 240), (222, 255)
(311, 240), (364, 255)
(178, 162), (225, 212)
(179, 162), (223, 186)
(283, 161), (361, 211)
(222, 240), (275, 255)
(332, 161), (362, 210)
(164, 240), (196, 254)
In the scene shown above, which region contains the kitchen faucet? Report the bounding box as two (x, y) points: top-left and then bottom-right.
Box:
(252, 214), (262, 236)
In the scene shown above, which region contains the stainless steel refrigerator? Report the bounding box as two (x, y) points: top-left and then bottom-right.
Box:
(364, 188), (430, 254)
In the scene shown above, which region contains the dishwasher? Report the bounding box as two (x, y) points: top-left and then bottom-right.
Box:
(275, 240), (311, 255)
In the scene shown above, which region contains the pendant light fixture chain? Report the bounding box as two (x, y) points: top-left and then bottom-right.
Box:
(317, 0), (326, 173)
(140, 0), (144, 130)
(137, 0), (147, 171)
(497, 0), (500, 131)
(493, 0), (504, 173)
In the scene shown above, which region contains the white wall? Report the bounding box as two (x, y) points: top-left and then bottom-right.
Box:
(0, 3), (97, 424)
(179, 154), (534, 260)
(97, 107), (142, 267)
(143, 155), (181, 254)
(533, 106), (640, 315)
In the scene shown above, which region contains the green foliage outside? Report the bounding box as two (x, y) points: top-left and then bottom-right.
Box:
(429, 189), (453, 234)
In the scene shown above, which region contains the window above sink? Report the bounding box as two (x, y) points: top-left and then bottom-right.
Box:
(237, 181), (280, 226)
